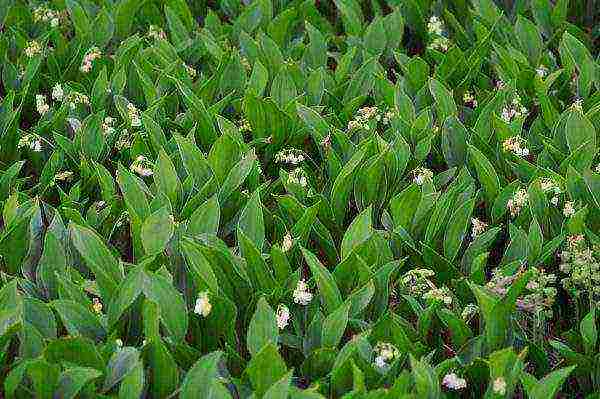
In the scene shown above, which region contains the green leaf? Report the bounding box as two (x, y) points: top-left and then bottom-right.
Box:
(580, 308), (597, 355)
(51, 300), (105, 341)
(468, 145), (500, 207)
(246, 343), (287, 398)
(143, 273), (188, 342)
(238, 187), (265, 251)
(141, 206), (174, 256)
(218, 149), (256, 203)
(341, 206), (373, 260)
(444, 198), (475, 261)
(55, 367), (102, 399)
(301, 247), (342, 314)
(321, 302), (350, 348)
(181, 352), (230, 399)
(103, 347), (140, 392)
(247, 297), (278, 357)
(69, 224), (123, 301)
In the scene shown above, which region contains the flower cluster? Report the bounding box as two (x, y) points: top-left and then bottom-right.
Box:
(463, 90), (478, 108)
(487, 268), (522, 297)
(80, 47), (101, 73)
(52, 84), (64, 101)
(540, 178), (561, 206)
(413, 167), (433, 186)
(102, 117), (116, 135)
(35, 94), (50, 115)
(293, 279), (313, 305)
(194, 291), (212, 317)
(55, 170), (74, 181)
(502, 136), (530, 157)
(560, 242), (600, 300)
(115, 129), (132, 150)
(501, 95), (528, 122)
(373, 342), (400, 369)
(24, 40), (43, 57)
(127, 102), (142, 127)
(507, 188), (528, 217)
(423, 286), (453, 305)
(276, 304), (290, 329)
(275, 148), (305, 165)
(400, 268), (436, 296)
(442, 372), (467, 390)
(563, 201), (575, 217)
(287, 168), (308, 187)
(92, 297), (103, 314)
(148, 25), (167, 41)
(461, 303), (479, 321)
(493, 377), (507, 395)
(281, 233), (293, 252)
(239, 118), (252, 132)
(536, 65), (548, 78)
(519, 267), (557, 316)
(65, 91), (90, 109)
(33, 6), (62, 27)
(185, 64), (197, 79)
(427, 16), (450, 51)
(18, 134), (42, 152)
(130, 155), (154, 177)
(347, 106), (380, 131)
(240, 57), (251, 71)
(471, 217), (488, 239)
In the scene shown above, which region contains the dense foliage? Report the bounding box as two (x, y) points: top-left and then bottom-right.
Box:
(1, 0), (600, 397)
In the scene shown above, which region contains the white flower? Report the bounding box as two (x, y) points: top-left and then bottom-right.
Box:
(282, 233), (293, 252)
(275, 149), (305, 165)
(373, 342), (399, 370)
(80, 47), (101, 73)
(276, 304), (290, 329)
(427, 16), (443, 36)
(550, 196), (559, 206)
(287, 168), (308, 188)
(413, 167), (433, 186)
(130, 155), (153, 177)
(493, 377), (507, 395)
(293, 279), (313, 305)
(194, 291), (212, 317)
(24, 40), (42, 57)
(508, 189), (528, 217)
(471, 218), (488, 239)
(536, 65), (548, 78)
(148, 25), (167, 40)
(55, 170), (73, 181)
(51, 84), (64, 101)
(35, 94), (50, 115)
(31, 139), (43, 152)
(442, 372), (467, 390)
(127, 102), (142, 127)
(563, 201), (575, 217)
(374, 355), (387, 368)
(50, 17), (59, 27)
(572, 99), (583, 112)
(92, 297), (103, 314)
(115, 339), (123, 347)
(596, 164), (600, 174)
(463, 91), (477, 107)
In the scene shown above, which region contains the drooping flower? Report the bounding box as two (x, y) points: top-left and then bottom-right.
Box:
(35, 94), (50, 115)
(471, 218), (488, 239)
(194, 291), (212, 317)
(563, 201), (575, 217)
(130, 155), (154, 177)
(80, 47), (101, 73)
(442, 372), (467, 390)
(276, 304), (290, 329)
(92, 297), (103, 314)
(493, 377), (507, 395)
(52, 83), (64, 101)
(413, 167), (433, 186)
(293, 279), (313, 305)
(25, 40), (42, 57)
(282, 233), (293, 252)
(373, 342), (400, 370)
